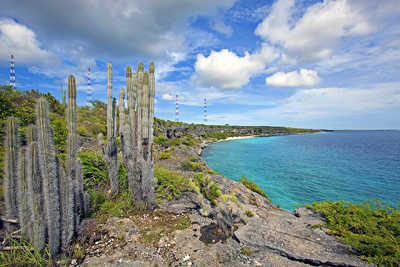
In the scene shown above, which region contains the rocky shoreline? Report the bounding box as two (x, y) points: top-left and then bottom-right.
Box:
(76, 127), (375, 267)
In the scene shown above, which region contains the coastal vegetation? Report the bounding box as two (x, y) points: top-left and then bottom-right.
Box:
(304, 199), (400, 267)
(239, 175), (271, 202)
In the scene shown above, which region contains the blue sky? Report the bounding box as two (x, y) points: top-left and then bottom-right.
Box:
(0, 0), (399, 130)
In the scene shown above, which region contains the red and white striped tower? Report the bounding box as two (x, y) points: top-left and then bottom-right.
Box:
(175, 95), (179, 122)
(10, 55), (15, 89)
(204, 98), (207, 125)
(87, 68), (91, 106)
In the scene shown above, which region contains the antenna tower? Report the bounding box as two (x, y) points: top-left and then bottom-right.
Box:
(204, 98), (207, 125)
(10, 55), (15, 89)
(87, 68), (91, 106)
(175, 95), (179, 122)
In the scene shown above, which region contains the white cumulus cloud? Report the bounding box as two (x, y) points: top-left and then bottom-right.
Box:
(161, 93), (175, 100)
(255, 0), (373, 62)
(0, 19), (59, 65)
(192, 49), (265, 90)
(266, 69), (321, 87)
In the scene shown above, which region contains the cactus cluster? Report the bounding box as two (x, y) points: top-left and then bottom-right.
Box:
(3, 75), (89, 258)
(98, 61), (156, 209)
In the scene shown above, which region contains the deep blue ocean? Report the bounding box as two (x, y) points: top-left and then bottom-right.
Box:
(202, 131), (400, 212)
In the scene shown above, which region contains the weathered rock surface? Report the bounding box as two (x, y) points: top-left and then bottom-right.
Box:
(234, 208), (374, 267)
(78, 132), (375, 267)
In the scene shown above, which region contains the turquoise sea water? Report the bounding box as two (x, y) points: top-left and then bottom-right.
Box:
(202, 131), (400, 212)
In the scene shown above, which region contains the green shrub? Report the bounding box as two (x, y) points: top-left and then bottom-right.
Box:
(193, 173), (221, 204)
(158, 152), (172, 159)
(77, 152), (108, 190)
(304, 199), (400, 267)
(168, 138), (181, 146)
(245, 210), (254, 217)
(154, 165), (189, 200)
(154, 136), (167, 146)
(190, 163), (202, 172)
(239, 175), (270, 201)
(51, 116), (67, 153)
(206, 132), (227, 140)
(190, 157), (198, 162)
(240, 247), (253, 256)
(91, 190), (135, 223)
(180, 160), (203, 172)
(205, 169), (219, 175)
(182, 139), (193, 146)
(77, 125), (90, 137)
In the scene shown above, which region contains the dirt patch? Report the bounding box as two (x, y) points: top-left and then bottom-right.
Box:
(199, 223), (228, 245)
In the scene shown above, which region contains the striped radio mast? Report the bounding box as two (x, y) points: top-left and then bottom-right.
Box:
(10, 55), (15, 89)
(175, 95), (179, 122)
(87, 68), (91, 106)
(204, 98), (207, 125)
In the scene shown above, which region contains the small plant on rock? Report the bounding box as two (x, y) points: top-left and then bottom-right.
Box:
(245, 210), (254, 217)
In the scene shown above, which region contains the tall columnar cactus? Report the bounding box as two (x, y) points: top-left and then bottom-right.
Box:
(4, 117), (19, 231)
(59, 157), (74, 246)
(119, 88), (126, 159)
(25, 125), (46, 251)
(142, 72), (149, 141)
(16, 146), (28, 234)
(66, 75), (78, 179)
(98, 62), (119, 195)
(125, 67), (136, 191)
(63, 75), (81, 246)
(36, 97), (61, 257)
(149, 62), (155, 148)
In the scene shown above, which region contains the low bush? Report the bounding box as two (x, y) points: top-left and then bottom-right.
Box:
(239, 175), (270, 201)
(182, 139), (193, 146)
(158, 152), (172, 159)
(168, 138), (181, 147)
(180, 160), (203, 172)
(304, 199), (400, 267)
(154, 136), (167, 146)
(206, 132), (227, 140)
(154, 165), (189, 200)
(245, 210), (254, 217)
(193, 173), (221, 204)
(77, 152), (108, 190)
(205, 169), (219, 175)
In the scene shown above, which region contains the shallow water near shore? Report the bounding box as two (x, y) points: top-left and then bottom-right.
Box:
(202, 131), (400, 212)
